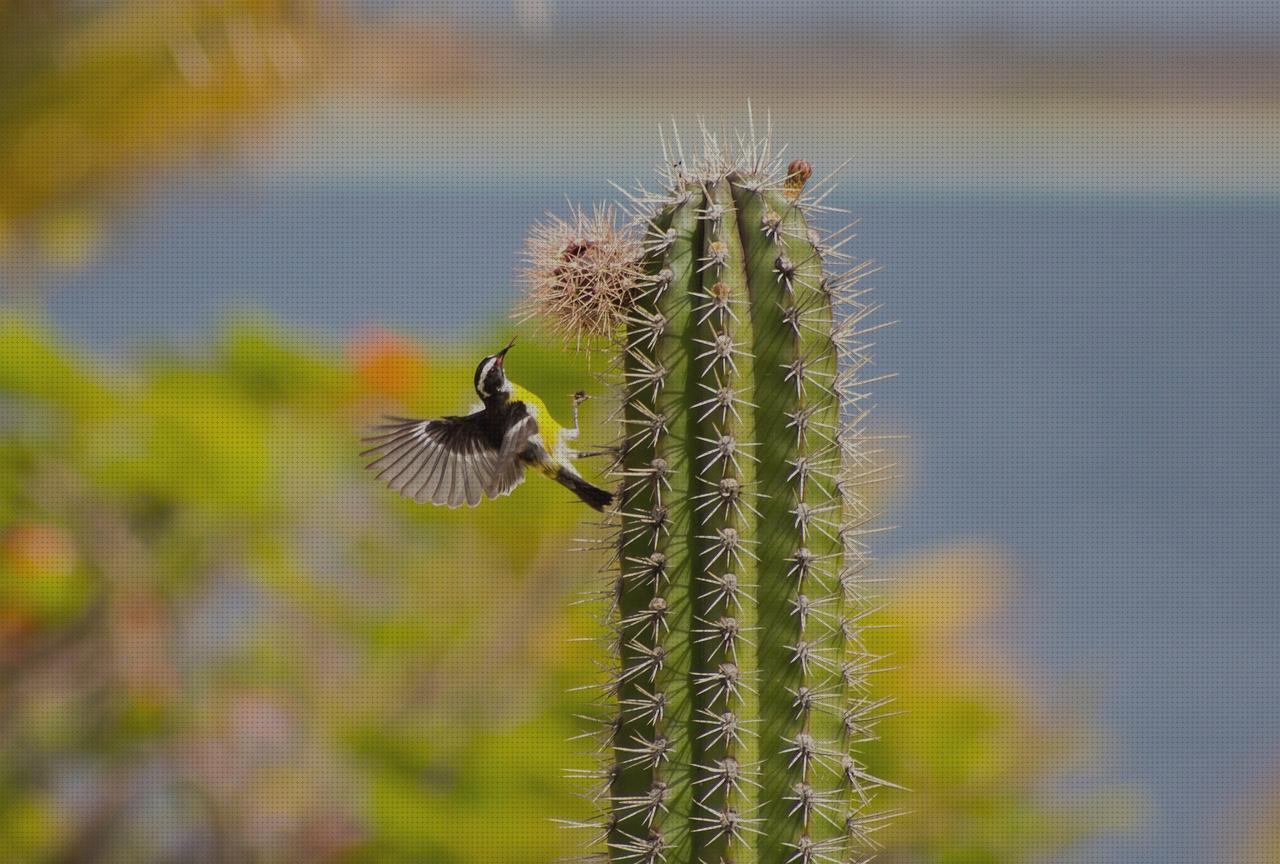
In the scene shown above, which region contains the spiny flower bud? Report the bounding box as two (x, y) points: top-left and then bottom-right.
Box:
(520, 204), (643, 345)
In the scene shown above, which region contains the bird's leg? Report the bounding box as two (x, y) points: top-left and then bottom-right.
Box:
(568, 390), (589, 439)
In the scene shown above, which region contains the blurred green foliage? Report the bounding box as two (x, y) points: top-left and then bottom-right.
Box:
(0, 0), (316, 266)
(0, 315), (1122, 862)
(0, 314), (608, 862)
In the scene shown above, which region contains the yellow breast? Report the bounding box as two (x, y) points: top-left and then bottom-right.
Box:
(511, 382), (562, 450)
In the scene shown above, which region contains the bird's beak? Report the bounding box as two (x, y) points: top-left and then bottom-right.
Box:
(495, 335), (516, 366)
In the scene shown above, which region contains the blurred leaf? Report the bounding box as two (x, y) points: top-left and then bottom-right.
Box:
(0, 313), (110, 414)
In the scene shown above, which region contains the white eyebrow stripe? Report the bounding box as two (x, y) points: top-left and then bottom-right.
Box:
(475, 357), (496, 390)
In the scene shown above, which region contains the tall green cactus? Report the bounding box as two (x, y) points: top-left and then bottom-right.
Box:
(528, 127), (892, 864)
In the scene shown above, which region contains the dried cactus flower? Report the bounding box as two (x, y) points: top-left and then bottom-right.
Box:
(519, 204), (645, 345)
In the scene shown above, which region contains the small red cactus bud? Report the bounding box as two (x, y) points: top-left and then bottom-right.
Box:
(784, 158), (813, 199)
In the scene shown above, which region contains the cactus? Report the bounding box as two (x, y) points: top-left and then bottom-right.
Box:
(527, 123), (892, 864)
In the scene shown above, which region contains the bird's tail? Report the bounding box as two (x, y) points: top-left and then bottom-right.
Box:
(552, 466), (613, 511)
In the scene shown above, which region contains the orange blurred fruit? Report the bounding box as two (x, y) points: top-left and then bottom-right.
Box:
(347, 327), (429, 399)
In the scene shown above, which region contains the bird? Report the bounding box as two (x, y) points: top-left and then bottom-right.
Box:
(361, 336), (614, 511)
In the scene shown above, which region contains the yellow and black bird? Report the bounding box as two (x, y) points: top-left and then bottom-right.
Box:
(361, 337), (613, 511)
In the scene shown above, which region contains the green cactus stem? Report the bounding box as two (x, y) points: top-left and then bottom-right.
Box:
(533, 125), (893, 864)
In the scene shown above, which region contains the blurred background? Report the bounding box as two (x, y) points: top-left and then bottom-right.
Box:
(1, 1), (1277, 862)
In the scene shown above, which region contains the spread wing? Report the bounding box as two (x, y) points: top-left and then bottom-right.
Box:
(362, 413), (508, 508)
(486, 402), (540, 499)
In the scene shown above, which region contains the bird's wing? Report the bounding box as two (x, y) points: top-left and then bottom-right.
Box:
(486, 402), (540, 499)
(361, 412), (506, 508)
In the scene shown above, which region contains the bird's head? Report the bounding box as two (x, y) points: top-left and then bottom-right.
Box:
(474, 336), (516, 399)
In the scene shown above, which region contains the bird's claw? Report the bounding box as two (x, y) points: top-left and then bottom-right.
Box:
(572, 390), (590, 404)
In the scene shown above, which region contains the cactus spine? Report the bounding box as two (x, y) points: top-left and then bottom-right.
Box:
(533, 127), (891, 864)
